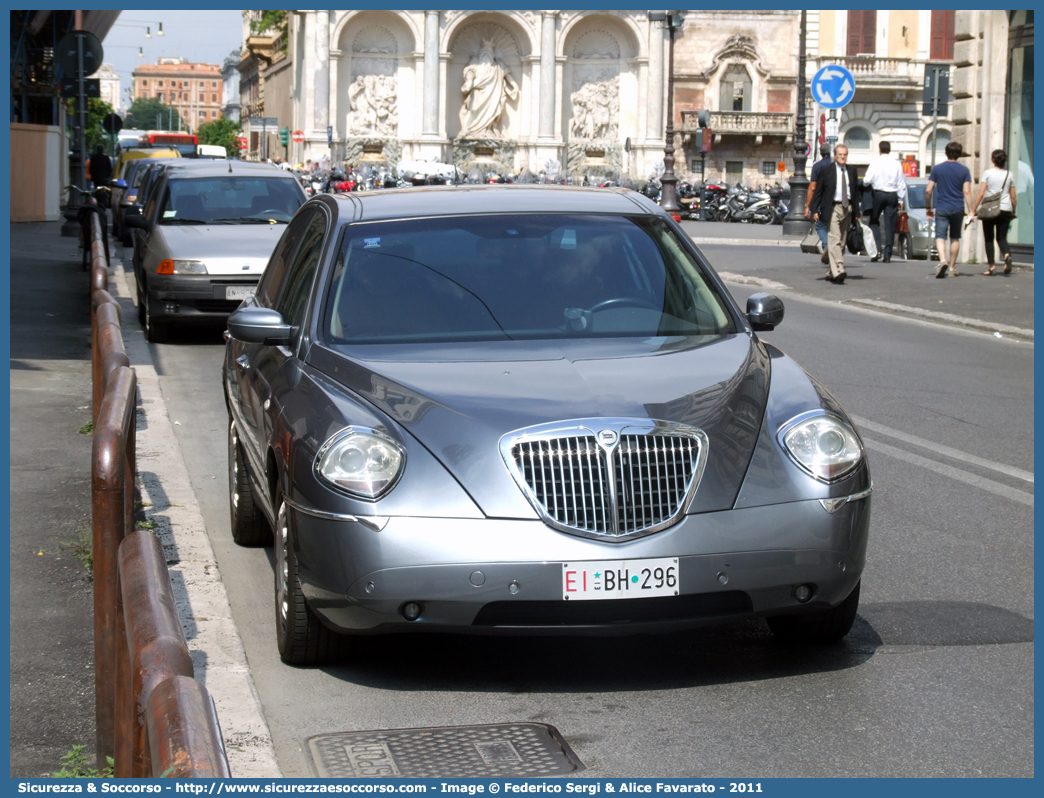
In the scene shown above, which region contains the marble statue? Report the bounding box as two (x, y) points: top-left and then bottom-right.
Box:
(570, 73), (619, 140)
(458, 38), (519, 139)
(347, 73), (398, 137)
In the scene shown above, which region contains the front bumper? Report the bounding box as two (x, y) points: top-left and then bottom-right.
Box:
(146, 273), (258, 325)
(293, 495), (871, 636)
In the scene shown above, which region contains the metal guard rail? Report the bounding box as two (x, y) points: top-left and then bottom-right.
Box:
(89, 205), (230, 777)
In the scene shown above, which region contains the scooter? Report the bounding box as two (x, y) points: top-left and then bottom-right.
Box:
(726, 188), (775, 224)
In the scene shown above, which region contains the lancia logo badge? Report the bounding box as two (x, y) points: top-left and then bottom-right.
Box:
(598, 430), (618, 446)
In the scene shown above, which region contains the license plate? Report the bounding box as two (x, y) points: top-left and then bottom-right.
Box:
(225, 286), (255, 301)
(563, 557), (678, 600)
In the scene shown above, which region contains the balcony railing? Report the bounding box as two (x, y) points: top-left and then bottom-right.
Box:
(682, 110), (793, 136)
(815, 56), (920, 86)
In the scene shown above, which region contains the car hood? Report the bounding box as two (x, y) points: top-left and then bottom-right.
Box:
(155, 223), (286, 274)
(308, 334), (769, 518)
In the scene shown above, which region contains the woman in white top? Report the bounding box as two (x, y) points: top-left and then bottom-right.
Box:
(970, 149), (1018, 275)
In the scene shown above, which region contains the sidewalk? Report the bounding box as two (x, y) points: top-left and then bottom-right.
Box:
(687, 229), (1034, 339)
(8, 221), (280, 778)
(10, 223), (97, 776)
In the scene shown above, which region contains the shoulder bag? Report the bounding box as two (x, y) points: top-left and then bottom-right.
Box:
(977, 171), (1010, 220)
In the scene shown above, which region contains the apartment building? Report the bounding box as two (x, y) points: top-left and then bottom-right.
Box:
(132, 57), (223, 133)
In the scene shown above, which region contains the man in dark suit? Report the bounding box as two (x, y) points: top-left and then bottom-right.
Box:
(809, 143), (862, 284)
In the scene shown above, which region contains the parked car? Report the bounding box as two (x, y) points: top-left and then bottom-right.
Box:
(197, 144), (228, 159)
(222, 186), (872, 665)
(124, 161), (307, 342)
(123, 157), (186, 251)
(128, 158), (209, 277)
(111, 148), (180, 243)
(898, 178), (933, 259)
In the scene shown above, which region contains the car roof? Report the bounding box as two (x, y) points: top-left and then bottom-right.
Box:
(162, 161), (300, 180)
(330, 184), (662, 223)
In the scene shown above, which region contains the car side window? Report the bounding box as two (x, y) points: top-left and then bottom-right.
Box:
(255, 209), (315, 309)
(274, 211), (328, 328)
(143, 177), (164, 222)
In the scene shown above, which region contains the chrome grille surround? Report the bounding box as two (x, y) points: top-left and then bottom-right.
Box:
(499, 419), (709, 542)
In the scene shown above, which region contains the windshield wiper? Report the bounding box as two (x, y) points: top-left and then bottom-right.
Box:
(162, 218), (211, 225)
(210, 216), (284, 224)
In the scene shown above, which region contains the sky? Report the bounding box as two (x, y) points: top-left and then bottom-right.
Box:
(100, 9), (244, 112)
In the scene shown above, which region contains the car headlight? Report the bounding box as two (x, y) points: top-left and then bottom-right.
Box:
(157, 259), (208, 275)
(315, 426), (405, 499)
(779, 413), (863, 483)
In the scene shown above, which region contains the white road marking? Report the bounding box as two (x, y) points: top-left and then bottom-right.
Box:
(863, 438), (1034, 507)
(851, 416), (1033, 484)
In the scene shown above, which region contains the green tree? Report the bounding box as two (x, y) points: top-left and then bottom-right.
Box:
(125, 97), (182, 132)
(196, 117), (242, 155)
(250, 10), (287, 35)
(67, 98), (114, 150)
(250, 10), (288, 53)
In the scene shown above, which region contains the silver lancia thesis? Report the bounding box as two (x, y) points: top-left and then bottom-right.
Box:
(223, 186), (872, 665)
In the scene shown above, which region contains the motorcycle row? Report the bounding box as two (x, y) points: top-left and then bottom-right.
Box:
(294, 164), (623, 197)
(639, 178), (791, 224)
(291, 164), (790, 226)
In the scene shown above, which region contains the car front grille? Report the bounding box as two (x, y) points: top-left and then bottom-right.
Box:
(504, 420), (707, 541)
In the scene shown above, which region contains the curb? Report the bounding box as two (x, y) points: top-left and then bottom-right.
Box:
(846, 298), (1034, 340)
(109, 255), (282, 777)
(689, 236), (799, 247)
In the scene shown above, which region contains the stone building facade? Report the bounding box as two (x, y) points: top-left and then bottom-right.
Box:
(673, 12), (801, 186)
(282, 10), (679, 179)
(951, 10), (1033, 260)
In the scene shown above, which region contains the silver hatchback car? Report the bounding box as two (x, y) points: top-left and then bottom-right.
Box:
(224, 187), (872, 665)
(126, 161), (307, 342)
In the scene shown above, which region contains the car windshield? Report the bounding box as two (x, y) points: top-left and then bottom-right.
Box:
(158, 176), (304, 224)
(324, 213), (737, 344)
(906, 183), (927, 209)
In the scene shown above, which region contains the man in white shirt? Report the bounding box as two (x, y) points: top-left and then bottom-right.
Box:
(862, 141), (908, 263)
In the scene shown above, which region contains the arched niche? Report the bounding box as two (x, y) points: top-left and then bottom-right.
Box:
(560, 13), (641, 158)
(446, 13), (532, 142)
(334, 11), (417, 141)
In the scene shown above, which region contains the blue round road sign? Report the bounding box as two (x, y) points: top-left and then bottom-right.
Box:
(811, 65), (856, 110)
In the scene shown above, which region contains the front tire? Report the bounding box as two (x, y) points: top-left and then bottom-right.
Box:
(228, 416), (271, 546)
(766, 580), (860, 643)
(274, 499), (342, 665)
(143, 293), (168, 344)
(753, 207), (774, 225)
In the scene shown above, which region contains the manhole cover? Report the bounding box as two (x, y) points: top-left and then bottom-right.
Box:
(308, 722), (585, 778)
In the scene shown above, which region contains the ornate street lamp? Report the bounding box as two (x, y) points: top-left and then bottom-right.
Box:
(657, 11), (685, 213)
(782, 10), (812, 235)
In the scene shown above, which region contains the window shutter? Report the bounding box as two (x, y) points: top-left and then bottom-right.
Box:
(847, 11), (877, 55)
(931, 10), (956, 60)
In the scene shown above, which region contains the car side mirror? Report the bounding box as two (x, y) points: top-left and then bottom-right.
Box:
(112, 179), (127, 189)
(746, 292), (784, 331)
(227, 307), (292, 345)
(123, 213), (149, 231)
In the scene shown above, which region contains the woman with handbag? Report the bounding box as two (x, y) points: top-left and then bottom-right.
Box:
(970, 149), (1018, 275)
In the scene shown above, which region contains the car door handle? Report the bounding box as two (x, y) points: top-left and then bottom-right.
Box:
(235, 354), (250, 371)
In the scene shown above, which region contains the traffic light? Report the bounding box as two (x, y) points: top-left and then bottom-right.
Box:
(278, 127), (290, 147)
